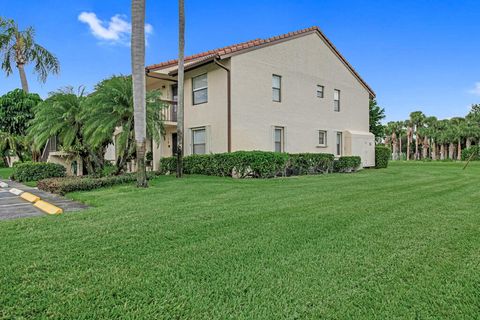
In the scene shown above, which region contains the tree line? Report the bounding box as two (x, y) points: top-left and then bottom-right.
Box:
(382, 106), (480, 161)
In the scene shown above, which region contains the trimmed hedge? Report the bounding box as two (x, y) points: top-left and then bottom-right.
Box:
(160, 151), (336, 178)
(334, 156), (361, 173)
(286, 153), (334, 175)
(38, 172), (160, 195)
(375, 146), (390, 168)
(12, 161), (66, 182)
(161, 151), (289, 178)
(461, 146), (480, 161)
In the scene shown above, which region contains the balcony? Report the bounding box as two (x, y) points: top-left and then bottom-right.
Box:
(161, 100), (177, 124)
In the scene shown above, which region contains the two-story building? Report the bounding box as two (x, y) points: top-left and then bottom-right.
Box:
(110, 26), (376, 170)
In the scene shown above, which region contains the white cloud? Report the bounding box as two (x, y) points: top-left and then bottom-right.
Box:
(78, 12), (153, 45)
(468, 82), (480, 96)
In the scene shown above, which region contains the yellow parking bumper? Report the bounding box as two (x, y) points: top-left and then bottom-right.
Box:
(34, 200), (63, 215)
(20, 192), (40, 203)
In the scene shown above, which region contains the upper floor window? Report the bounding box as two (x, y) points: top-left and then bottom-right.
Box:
(274, 127), (284, 152)
(192, 74), (208, 105)
(272, 75), (281, 102)
(318, 130), (327, 146)
(171, 84), (178, 101)
(317, 85), (324, 98)
(334, 89), (340, 112)
(192, 127), (206, 154)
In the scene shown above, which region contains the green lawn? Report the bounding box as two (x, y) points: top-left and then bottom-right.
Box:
(1, 162), (480, 319)
(0, 167), (13, 179)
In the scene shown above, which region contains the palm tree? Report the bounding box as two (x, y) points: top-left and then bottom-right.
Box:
(397, 122), (406, 160)
(0, 18), (59, 93)
(409, 111), (425, 160)
(131, 0), (148, 187)
(405, 120), (413, 160)
(82, 76), (165, 175)
(28, 87), (99, 174)
(176, 0), (185, 178)
(420, 116), (437, 160)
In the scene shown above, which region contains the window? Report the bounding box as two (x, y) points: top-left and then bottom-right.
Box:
(192, 127), (206, 154)
(336, 132), (342, 156)
(317, 85), (324, 98)
(171, 84), (178, 101)
(272, 75), (281, 102)
(274, 127), (284, 152)
(318, 130), (327, 146)
(192, 74), (208, 105)
(334, 89), (340, 112)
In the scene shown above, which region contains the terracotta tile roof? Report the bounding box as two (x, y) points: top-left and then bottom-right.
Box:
(146, 26), (318, 71)
(147, 26), (375, 97)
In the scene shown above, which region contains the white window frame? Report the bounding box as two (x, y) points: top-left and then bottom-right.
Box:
(317, 85), (324, 98)
(336, 131), (343, 156)
(192, 74), (208, 105)
(334, 89), (340, 112)
(318, 130), (327, 147)
(274, 126), (284, 152)
(272, 74), (281, 102)
(192, 127), (206, 154)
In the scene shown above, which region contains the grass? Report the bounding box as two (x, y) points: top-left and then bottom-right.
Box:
(0, 167), (13, 179)
(0, 167), (37, 187)
(1, 162), (480, 319)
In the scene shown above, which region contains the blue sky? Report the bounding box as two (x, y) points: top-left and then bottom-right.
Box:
(1, 0), (480, 122)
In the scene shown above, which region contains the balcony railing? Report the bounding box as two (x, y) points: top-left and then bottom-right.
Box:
(161, 100), (177, 123)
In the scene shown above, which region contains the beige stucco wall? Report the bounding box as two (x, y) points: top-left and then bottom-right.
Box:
(229, 32), (374, 165)
(182, 63), (230, 156)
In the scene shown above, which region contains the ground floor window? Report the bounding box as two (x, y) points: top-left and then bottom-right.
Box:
(318, 130), (327, 146)
(336, 132), (342, 156)
(192, 127), (206, 154)
(274, 127), (284, 152)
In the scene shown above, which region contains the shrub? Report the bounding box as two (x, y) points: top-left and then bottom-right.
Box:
(12, 161), (66, 182)
(461, 146), (480, 161)
(375, 146), (390, 168)
(38, 172), (160, 195)
(160, 151), (338, 178)
(286, 153), (334, 175)
(334, 156), (361, 173)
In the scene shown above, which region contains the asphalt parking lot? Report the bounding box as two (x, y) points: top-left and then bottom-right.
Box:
(0, 179), (88, 220)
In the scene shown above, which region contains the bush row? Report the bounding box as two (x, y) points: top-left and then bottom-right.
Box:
(160, 151), (362, 178)
(12, 161), (66, 182)
(461, 146), (480, 161)
(38, 172), (160, 195)
(375, 146), (390, 168)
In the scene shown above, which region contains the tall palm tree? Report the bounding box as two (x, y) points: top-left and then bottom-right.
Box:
(396, 121), (406, 160)
(405, 120), (413, 160)
(176, 0), (185, 178)
(420, 116), (437, 160)
(0, 18), (59, 93)
(82, 76), (165, 175)
(131, 0), (148, 187)
(409, 111), (425, 160)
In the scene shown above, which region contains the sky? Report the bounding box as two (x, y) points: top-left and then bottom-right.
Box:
(1, 0), (480, 122)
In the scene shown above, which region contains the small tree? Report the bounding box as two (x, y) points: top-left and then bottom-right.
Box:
(0, 89), (41, 163)
(369, 99), (385, 140)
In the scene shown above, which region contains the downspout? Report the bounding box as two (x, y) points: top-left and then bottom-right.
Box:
(213, 57), (231, 153)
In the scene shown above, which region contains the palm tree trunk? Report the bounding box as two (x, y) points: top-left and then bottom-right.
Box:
(399, 134), (402, 160)
(415, 128), (419, 160)
(431, 142), (436, 160)
(131, 0), (148, 187)
(406, 130), (411, 161)
(466, 138), (471, 149)
(448, 143), (455, 159)
(457, 138), (462, 160)
(440, 144), (445, 160)
(17, 63), (29, 93)
(176, 0), (185, 178)
(422, 136), (428, 159)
